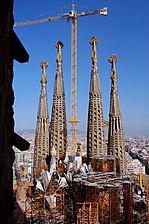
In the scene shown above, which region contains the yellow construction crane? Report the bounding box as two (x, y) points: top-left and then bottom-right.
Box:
(14, 4), (108, 155)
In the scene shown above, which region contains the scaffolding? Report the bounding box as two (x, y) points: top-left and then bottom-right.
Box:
(109, 187), (120, 223)
(17, 170), (134, 223)
(25, 191), (50, 222)
(75, 185), (124, 224)
(143, 175), (149, 222)
(97, 189), (109, 223)
(73, 172), (132, 224)
(24, 186), (65, 223)
(77, 202), (98, 224)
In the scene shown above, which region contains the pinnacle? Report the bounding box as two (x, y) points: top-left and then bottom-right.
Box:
(40, 60), (48, 69)
(55, 41), (64, 49)
(108, 54), (118, 64)
(89, 37), (98, 46)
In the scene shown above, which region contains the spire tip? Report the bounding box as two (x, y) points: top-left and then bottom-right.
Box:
(55, 41), (64, 49)
(40, 60), (48, 69)
(90, 37), (98, 46)
(108, 54), (118, 64)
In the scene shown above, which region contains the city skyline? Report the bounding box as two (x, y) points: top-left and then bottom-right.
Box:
(13, 0), (149, 136)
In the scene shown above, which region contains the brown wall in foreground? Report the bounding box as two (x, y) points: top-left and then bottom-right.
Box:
(0, 1), (15, 223)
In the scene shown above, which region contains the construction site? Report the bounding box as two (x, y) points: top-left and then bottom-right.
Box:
(13, 154), (149, 223)
(12, 4), (149, 224)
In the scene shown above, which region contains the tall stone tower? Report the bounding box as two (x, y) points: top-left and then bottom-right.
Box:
(50, 41), (67, 162)
(33, 61), (50, 180)
(87, 37), (106, 160)
(107, 54), (126, 175)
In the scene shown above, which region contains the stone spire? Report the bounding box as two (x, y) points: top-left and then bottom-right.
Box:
(108, 54), (126, 175)
(33, 60), (50, 181)
(87, 37), (106, 160)
(50, 41), (67, 163)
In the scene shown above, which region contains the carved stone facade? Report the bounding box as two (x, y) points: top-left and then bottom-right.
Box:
(34, 61), (50, 180)
(50, 41), (67, 162)
(107, 55), (126, 175)
(87, 37), (106, 160)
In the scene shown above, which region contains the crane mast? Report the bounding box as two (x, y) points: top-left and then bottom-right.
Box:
(68, 4), (79, 154)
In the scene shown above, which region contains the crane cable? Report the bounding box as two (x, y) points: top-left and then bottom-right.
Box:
(20, 5), (71, 22)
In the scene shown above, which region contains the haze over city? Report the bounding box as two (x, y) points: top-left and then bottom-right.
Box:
(13, 0), (149, 136)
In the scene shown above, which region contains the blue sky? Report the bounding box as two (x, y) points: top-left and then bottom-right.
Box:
(13, 0), (149, 136)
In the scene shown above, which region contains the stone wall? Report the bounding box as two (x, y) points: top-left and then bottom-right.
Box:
(0, 1), (15, 223)
(0, 1), (29, 222)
